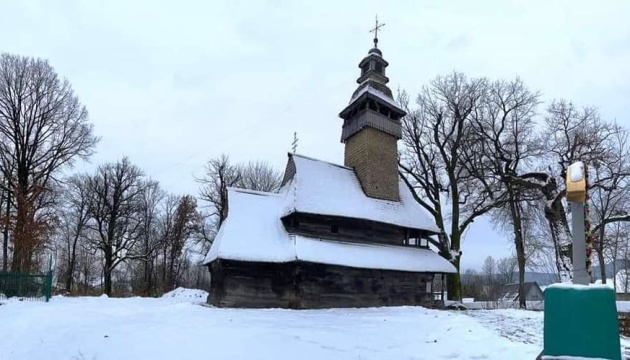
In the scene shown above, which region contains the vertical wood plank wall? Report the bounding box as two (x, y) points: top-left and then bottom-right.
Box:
(209, 260), (437, 309)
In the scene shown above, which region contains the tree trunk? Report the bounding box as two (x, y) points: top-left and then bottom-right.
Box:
(168, 256), (175, 291)
(545, 204), (573, 281)
(447, 218), (462, 301)
(11, 182), (40, 273)
(1, 187), (9, 272)
(507, 189), (527, 309)
(11, 191), (27, 272)
(162, 246), (168, 294)
(447, 271), (461, 302)
(143, 258), (151, 296)
(612, 253), (618, 292)
(11, 169), (33, 273)
(447, 241), (462, 301)
(65, 233), (80, 292)
(142, 231), (151, 296)
(104, 249), (113, 296)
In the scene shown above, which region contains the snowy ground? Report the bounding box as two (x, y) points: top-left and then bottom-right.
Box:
(0, 289), (626, 360)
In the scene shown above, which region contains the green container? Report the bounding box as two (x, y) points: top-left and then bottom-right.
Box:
(543, 284), (621, 360)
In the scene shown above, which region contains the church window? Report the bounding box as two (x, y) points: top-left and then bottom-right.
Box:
(368, 99), (378, 111)
(361, 64), (369, 76)
(375, 62), (383, 73)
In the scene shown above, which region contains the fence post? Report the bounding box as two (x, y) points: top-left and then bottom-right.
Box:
(44, 254), (53, 302)
(45, 270), (52, 302)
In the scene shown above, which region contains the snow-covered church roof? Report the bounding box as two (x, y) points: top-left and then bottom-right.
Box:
(279, 154), (440, 233)
(203, 154), (454, 273)
(203, 187), (455, 273)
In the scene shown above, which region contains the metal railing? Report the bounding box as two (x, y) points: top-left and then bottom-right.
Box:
(0, 257), (53, 302)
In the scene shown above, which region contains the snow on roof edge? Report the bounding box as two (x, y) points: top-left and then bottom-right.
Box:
(283, 154), (441, 233)
(226, 187), (281, 197)
(295, 235), (457, 274)
(289, 153), (352, 170)
(348, 85), (403, 111)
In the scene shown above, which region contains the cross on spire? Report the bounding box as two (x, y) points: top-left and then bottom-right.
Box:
(292, 131), (298, 153)
(369, 15), (385, 48)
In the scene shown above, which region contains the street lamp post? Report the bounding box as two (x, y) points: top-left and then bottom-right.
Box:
(566, 161), (589, 285)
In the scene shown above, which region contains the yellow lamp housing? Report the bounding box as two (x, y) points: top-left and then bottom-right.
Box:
(566, 161), (586, 203)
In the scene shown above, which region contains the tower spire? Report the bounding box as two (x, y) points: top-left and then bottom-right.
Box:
(338, 17), (406, 202)
(369, 15), (385, 48)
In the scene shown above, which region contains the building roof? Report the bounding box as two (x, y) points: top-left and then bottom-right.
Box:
(279, 153), (441, 233)
(498, 282), (543, 302)
(203, 187), (456, 274)
(339, 83), (406, 120)
(350, 84), (401, 110)
(204, 188), (293, 264)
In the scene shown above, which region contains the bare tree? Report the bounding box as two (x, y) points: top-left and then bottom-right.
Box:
(197, 155), (282, 229)
(0, 53), (98, 272)
(461, 268), (484, 300)
(468, 77), (541, 308)
(605, 222), (630, 290)
(58, 174), (92, 292)
(398, 72), (503, 300)
(136, 180), (164, 295)
(497, 256), (518, 284)
(86, 157), (145, 296)
(141, 193), (201, 294)
(157, 194), (179, 293)
(588, 129), (630, 282)
(197, 155), (242, 227)
(482, 100), (623, 284)
(482, 255), (496, 276)
(193, 212), (217, 253)
(482, 255), (497, 299)
(165, 195), (199, 290)
(539, 100), (621, 277)
(239, 160), (282, 192)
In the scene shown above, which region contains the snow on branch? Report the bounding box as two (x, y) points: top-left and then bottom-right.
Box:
(506, 172), (552, 190)
(592, 214), (630, 234)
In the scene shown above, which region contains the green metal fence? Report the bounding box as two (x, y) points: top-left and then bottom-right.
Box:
(0, 266), (53, 302)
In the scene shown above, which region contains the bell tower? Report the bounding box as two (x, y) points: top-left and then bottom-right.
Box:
(339, 17), (406, 202)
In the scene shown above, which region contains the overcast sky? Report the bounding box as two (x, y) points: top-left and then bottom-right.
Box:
(2, 0), (629, 270)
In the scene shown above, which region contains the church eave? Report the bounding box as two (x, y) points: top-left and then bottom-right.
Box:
(358, 53), (389, 68)
(280, 210), (439, 235)
(338, 91), (405, 120)
(356, 71), (389, 85)
(340, 112), (402, 142)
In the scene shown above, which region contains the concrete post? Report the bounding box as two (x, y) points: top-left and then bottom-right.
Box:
(571, 202), (589, 285)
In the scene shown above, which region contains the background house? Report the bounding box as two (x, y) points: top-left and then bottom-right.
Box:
(497, 282), (544, 302)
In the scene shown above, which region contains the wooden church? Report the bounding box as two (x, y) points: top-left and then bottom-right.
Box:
(203, 30), (456, 309)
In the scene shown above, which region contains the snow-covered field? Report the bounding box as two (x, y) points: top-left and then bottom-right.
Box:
(0, 288), (625, 360)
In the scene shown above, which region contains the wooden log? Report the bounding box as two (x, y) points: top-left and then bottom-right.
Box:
(208, 259), (437, 309)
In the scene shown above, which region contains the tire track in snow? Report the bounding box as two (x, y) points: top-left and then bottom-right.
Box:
(463, 310), (543, 346)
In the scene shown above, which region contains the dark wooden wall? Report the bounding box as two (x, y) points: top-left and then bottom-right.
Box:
(209, 260), (297, 308)
(209, 259), (436, 309)
(281, 212), (429, 247)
